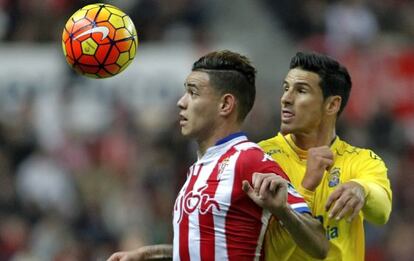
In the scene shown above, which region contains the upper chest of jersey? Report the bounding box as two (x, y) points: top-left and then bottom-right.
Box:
(269, 152), (356, 190)
(178, 156), (240, 205)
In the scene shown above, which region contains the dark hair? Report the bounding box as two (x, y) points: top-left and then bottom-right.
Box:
(192, 50), (257, 122)
(290, 52), (352, 116)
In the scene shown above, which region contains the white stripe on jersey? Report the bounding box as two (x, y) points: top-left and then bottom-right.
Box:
(213, 150), (240, 260)
(188, 163), (216, 261)
(173, 218), (180, 261)
(290, 202), (309, 210)
(188, 216), (200, 261)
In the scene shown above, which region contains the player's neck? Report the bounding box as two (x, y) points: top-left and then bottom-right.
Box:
(291, 124), (336, 150)
(197, 123), (242, 157)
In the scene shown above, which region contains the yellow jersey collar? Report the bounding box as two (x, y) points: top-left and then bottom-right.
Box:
(281, 133), (340, 160)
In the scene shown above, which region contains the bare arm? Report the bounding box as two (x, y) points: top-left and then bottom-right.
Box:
(107, 244), (172, 261)
(242, 174), (329, 259)
(274, 205), (328, 259)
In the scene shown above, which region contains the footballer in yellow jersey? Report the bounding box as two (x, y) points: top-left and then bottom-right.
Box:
(254, 52), (392, 261)
(260, 133), (392, 261)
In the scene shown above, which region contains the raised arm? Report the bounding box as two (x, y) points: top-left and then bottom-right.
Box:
(242, 173), (329, 259)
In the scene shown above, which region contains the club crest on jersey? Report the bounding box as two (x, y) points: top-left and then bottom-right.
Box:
(217, 157), (230, 180)
(174, 184), (220, 224)
(328, 167), (341, 187)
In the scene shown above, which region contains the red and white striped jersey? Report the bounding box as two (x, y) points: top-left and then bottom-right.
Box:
(173, 133), (309, 261)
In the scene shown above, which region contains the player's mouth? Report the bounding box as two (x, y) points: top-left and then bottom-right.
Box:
(281, 109), (295, 122)
(179, 114), (188, 126)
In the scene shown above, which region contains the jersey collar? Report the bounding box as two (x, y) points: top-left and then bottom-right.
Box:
(215, 132), (246, 145)
(284, 134), (308, 160)
(198, 132), (248, 163)
(282, 133), (340, 160)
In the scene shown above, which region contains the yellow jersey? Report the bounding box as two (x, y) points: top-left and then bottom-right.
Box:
(259, 133), (392, 261)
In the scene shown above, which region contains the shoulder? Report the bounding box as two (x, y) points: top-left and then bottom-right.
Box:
(335, 138), (387, 167)
(234, 141), (286, 177)
(258, 133), (285, 153)
(258, 134), (293, 164)
(234, 141), (268, 164)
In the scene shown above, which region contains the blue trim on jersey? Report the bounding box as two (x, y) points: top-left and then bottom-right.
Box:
(215, 132), (247, 145)
(294, 207), (312, 214)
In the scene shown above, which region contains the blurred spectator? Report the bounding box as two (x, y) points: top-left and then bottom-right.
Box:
(263, 0), (325, 40)
(0, 0), (10, 39)
(385, 218), (414, 261)
(129, 0), (209, 44)
(324, 0), (379, 55)
(0, 0), (209, 44)
(15, 149), (80, 220)
(0, 215), (29, 260)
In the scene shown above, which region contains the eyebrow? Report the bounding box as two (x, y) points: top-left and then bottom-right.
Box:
(283, 80), (312, 88)
(184, 82), (200, 89)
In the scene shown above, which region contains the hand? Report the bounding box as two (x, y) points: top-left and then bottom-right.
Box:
(302, 146), (333, 191)
(325, 181), (366, 222)
(242, 172), (289, 216)
(107, 249), (144, 261)
(108, 245), (172, 261)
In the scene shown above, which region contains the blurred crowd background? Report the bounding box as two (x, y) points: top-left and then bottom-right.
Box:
(0, 0), (413, 260)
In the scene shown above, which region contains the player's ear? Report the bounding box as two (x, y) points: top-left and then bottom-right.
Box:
(325, 95), (341, 116)
(219, 93), (236, 117)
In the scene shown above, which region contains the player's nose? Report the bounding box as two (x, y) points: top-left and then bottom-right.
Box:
(281, 90), (293, 106)
(177, 93), (187, 109)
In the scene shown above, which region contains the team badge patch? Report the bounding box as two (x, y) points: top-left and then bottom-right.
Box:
(217, 157), (230, 180)
(328, 167), (341, 187)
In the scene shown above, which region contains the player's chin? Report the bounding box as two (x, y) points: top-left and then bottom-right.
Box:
(280, 123), (294, 135)
(180, 127), (192, 137)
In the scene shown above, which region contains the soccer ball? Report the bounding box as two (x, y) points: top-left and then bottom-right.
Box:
(62, 3), (138, 78)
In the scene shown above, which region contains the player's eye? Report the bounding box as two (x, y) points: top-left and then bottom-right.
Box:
(298, 88), (307, 94)
(188, 88), (198, 96)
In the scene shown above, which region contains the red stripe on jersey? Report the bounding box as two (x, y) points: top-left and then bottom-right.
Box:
(225, 148), (270, 260)
(179, 164), (203, 261)
(199, 147), (239, 261)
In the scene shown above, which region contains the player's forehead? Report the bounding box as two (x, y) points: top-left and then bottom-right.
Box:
(284, 68), (321, 88)
(185, 71), (211, 88)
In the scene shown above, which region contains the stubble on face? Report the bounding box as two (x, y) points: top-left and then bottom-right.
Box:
(279, 68), (325, 136)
